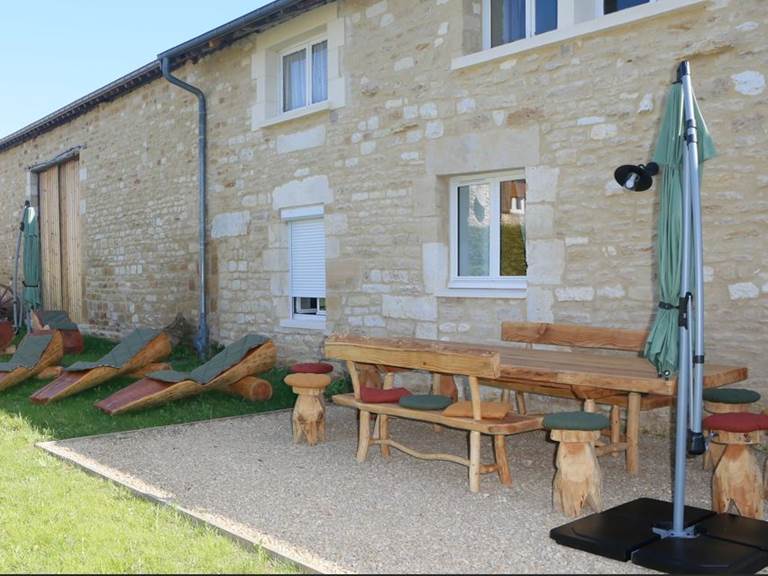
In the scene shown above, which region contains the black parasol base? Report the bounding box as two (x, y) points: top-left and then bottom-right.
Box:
(551, 498), (768, 574)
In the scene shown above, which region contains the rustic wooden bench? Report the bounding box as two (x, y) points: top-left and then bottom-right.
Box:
(496, 321), (674, 473)
(326, 336), (544, 493)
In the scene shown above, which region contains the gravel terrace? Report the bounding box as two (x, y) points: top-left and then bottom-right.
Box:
(42, 406), (768, 574)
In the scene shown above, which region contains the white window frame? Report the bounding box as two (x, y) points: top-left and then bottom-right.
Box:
(449, 170), (527, 291)
(281, 204), (327, 330)
(278, 35), (328, 114)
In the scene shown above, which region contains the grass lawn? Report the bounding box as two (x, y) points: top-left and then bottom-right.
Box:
(0, 332), (349, 572)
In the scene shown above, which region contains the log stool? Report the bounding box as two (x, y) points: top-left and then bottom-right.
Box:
(544, 411), (608, 518)
(703, 388), (761, 470)
(703, 412), (768, 519)
(285, 373), (332, 446)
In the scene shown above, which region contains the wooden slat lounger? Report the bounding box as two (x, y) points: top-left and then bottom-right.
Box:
(95, 334), (276, 415)
(0, 331), (64, 392)
(30, 328), (172, 404)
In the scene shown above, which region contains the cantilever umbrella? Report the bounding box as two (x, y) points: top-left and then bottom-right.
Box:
(22, 207), (42, 318)
(644, 81), (715, 377)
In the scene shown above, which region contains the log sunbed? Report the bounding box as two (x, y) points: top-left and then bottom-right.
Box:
(0, 331), (64, 392)
(95, 334), (276, 415)
(30, 328), (172, 404)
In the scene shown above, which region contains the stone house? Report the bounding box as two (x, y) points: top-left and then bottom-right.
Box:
(0, 0), (765, 410)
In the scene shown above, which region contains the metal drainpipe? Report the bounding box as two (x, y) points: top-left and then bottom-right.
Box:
(160, 57), (209, 358)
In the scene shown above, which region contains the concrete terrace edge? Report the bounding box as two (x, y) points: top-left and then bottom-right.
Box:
(36, 421), (350, 575)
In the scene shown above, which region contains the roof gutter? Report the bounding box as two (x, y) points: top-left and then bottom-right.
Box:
(159, 57), (209, 358)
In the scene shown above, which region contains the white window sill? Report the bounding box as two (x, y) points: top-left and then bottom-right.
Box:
(256, 101), (331, 129)
(452, 0), (707, 71)
(436, 286), (527, 299)
(280, 317), (327, 331)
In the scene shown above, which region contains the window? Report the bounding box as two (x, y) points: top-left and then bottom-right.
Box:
(290, 216), (326, 321)
(486, 0), (558, 48)
(281, 39), (328, 113)
(602, 0), (652, 15)
(450, 172), (527, 290)
(482, 0), (656, 49)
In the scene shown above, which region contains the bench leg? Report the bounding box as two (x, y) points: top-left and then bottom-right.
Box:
(469, 431), (481, 493)
(357, 410), (372, 463)
(516, 392), (527, 415)
(494, 435), (512, 486)
(378, 415), (391, 458)
(712, 444), (763, 519)
(626, 392), (641, 475)
(610, 406), (621, 459)
(583, 399), (596, 413)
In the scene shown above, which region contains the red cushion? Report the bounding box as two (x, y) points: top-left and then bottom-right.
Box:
(359, 386), (412, 404)
(290, 362), (334, 374)
(703, 412), (768, 433)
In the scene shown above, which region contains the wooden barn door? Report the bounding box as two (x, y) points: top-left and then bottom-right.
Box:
(38, 158), (84, 322)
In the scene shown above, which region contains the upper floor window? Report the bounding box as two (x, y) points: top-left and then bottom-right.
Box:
(449, 171), (527, 290)
(483, 0), (655, 49)
(282, 39), (328, 113)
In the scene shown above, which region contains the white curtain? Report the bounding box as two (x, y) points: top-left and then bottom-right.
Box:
(312, 41), (328, 104)
(458, 184), (491, 277)
(283, 49), (306, 112)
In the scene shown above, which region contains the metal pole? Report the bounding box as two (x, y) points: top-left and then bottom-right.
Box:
(681, 64), (706, 453)
(12, 201), (30, 332)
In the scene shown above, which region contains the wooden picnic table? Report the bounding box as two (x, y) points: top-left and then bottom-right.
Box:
(326, 334), (749, 475)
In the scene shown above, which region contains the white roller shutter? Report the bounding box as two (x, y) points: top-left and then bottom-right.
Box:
(290, 218), (326, 299)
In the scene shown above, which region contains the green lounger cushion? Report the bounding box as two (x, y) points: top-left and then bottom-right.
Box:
(399, 394), (454, 411)
(0, 334), (53, 371)
(149, 334), (269, 386)
(37, 310), (79, 331)
(67, 328), (162, 371)
(543, 411), (609, 432)
(703, 388), (761, 405)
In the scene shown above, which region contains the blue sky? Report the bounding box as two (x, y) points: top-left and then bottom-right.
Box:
(0, 0), (273, 138)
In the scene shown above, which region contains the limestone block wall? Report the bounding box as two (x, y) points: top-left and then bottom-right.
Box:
(0, 0), (765, 420)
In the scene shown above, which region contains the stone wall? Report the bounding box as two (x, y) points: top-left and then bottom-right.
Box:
(0, 0), (765, 422)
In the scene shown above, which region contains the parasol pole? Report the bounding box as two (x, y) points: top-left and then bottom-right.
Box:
(12, 201), (31, 333)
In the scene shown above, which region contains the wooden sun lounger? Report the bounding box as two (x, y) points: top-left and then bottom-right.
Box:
(95, 338), (276, 415)
(0, 331), (64, 392)
(30, 330), (172, 404)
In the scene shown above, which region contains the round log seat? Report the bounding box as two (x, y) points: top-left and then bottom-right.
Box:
(285, 374), (332, 447)
(704, 412), (768, 519)
(290, 362), (334, 374)
(545, 411), (608, 518)
(398, 394), (453, 411)
(702, 390), (762, 471)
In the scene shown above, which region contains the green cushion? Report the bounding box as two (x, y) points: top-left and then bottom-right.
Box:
(703, 388), (760, 405)
(399, 394), (453, 411)
(543, 411), (609, 432)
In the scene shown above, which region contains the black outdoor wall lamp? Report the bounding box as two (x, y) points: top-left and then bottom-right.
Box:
(614, 161), (660, 192)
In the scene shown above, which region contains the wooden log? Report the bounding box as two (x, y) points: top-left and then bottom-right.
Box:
(223, 377), (273, 402)
(712, 444), (764, 519)
(552, 432), (602, 518)
(292, 388), (325, 446)
(128, 363), (172, 379)
(38, 366), (64, 380)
